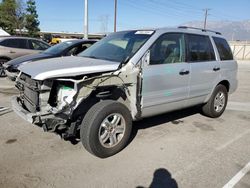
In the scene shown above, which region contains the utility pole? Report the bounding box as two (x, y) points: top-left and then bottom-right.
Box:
(84, 0), (88, 39)
(203, 8), (210, 30)
(114, 0), (117, 32)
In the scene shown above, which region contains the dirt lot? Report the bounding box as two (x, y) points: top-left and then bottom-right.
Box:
(0, 61), (250, 188)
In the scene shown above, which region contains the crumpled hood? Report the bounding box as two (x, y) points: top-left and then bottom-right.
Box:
(18, 56), (120, 80)
(5, 53), (53, 68)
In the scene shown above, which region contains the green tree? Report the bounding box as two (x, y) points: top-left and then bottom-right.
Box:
(0, 0), (16, 34)
(0, 0), (25, 35)
(25, 0), (40, 37)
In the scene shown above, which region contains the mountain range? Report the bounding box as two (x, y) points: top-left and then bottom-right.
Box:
(182, 20), (250, 41)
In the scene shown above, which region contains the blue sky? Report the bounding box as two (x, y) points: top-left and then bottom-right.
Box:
(36, 0), (250, 33)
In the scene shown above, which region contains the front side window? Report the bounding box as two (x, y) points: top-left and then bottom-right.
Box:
(79, 31), (153, 62)
(149, 33), (185, 65)
(29, 40), (50, 50)
(187, 34), (215, 62)
(213, 37), (233, 60)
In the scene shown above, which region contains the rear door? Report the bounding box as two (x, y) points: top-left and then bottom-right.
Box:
(186, 34), (221, 106)
(212, 37), (237, 94)
(141, 33), (190, 117)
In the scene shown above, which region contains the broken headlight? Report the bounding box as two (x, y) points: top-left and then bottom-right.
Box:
(48, 80), (77, 114)
(57, 82), (77, 110)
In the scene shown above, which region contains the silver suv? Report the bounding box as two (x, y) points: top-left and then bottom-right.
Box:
(12, 27), (238, 158)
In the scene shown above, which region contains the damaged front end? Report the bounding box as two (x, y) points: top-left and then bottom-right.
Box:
(12, 64), (142, 138)
(12, 72), (72, 131)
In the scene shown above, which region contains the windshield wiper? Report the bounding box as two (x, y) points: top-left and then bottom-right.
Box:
(118, 56), (130, 69)
(85, 55), (99, 59)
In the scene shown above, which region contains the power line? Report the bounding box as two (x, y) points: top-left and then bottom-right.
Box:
(123, 0), (203, 21)
(100, 15), (109, 33)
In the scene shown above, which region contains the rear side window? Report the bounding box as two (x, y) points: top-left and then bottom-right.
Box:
(0, 39), (28, 49)
(213, 37), (233, 60)
(187, 34), (215, 62)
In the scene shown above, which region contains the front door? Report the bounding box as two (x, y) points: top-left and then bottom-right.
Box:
(141, 33), (190, 117)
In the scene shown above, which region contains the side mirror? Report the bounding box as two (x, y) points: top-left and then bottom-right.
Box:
(142, 50), (150, 65)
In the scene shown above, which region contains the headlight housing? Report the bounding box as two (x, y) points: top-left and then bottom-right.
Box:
(49, 80), (77, 113)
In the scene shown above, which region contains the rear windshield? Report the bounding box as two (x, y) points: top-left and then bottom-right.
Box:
(44, 41), (74, 54)
(78, 30), (154, 62)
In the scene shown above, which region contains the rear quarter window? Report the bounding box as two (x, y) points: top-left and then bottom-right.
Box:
(0, 39), (10, 47)
(213, 37), (233, 60)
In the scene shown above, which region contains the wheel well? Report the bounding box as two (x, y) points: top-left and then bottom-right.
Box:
(0, 56), (11, 61)
(218, 80), (230, 92)
(72, 86), (128, 121)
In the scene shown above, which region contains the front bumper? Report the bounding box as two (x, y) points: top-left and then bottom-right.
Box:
(11, 96), (35, 123)
(5, 70), (18, 81)
(11, 96), (68, 127)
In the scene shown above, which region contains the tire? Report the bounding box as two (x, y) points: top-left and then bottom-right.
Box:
(0, 58), (8, 77)
(202, 84), (228, 118)
(80, 100), (132, 158)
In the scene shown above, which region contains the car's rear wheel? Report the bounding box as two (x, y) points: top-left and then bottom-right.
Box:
(202, 84), (228, 118)
(0, 58), (8, 77)
(80, 100), (132, 158)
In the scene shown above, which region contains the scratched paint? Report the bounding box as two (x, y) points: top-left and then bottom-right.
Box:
(164, 91), (172, 96)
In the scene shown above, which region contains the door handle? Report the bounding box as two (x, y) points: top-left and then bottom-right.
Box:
(9, 50), (16, 54)
(179, 70), (190, 75)
(213, 67), (220, 71)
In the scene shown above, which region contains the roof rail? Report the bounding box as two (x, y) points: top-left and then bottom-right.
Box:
(178, 26), (221, 35)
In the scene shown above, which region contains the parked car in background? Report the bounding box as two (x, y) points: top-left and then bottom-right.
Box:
(50, 37), (78, 45)
(3, 39), (97, 80)
(0, 36), (50, 77)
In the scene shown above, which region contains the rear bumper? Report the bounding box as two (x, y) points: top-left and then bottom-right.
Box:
(229, 79), (238, 94)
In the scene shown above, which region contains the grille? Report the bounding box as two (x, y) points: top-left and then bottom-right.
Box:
(20, 73), (39, 87)
(23, 86), (39, 113)
(19, 73), (40, 113)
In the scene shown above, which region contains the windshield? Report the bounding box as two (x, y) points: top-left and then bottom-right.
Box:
(78, 30), (154, 62)
(44, 41), (74, 55)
